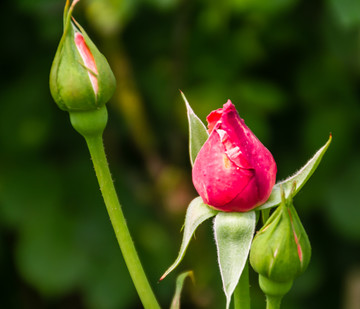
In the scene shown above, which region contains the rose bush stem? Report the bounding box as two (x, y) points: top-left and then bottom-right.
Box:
(233, 261), (251, 309)
(84, 133), (161, 309)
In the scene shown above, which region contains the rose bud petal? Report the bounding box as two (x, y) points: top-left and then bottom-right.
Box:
(74, 31), (99, 96)
(192, 100), (277, 212)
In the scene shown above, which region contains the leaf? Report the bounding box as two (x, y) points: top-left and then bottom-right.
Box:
(170, 271), (194, 309)
(214, 211), (256, 309)
(160, 197), (218, 280)
(181, 91), (209, 166)
(258, 135), (332, 210)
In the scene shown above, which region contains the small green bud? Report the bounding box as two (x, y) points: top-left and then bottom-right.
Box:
(250, 186), (311, 283)
(49, 0), (116, 112)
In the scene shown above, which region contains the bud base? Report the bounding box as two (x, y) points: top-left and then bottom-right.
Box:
(69, 106), (108, 138)
(259, 275), (293, 297)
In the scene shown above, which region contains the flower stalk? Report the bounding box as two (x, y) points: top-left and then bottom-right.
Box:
(70, 107), (161, 309)
(265, 295), (282, 309)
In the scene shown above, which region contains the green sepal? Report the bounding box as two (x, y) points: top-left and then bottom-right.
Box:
(213, 211), (256, 309)
(258, 135), (332, 210)
(160, 197), (218, 281)
(170, 271), (194, 309)
(181, 91), (209, 166)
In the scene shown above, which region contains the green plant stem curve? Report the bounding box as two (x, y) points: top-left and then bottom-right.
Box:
(70, 107), (161, 309)
(85, 133), (161, 309)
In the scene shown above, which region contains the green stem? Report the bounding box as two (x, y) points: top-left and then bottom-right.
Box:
(265, 295), (282, 309)
(233, 261), (250, 309)
(85, 134), (161, 309)
(69, 107), (160, 309)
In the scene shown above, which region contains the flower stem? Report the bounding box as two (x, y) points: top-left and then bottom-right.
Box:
(69, 107), (161, 309)
(233, 261), (251, 309)
(85, 133), (161, 309)
(265, 295), (282, 309)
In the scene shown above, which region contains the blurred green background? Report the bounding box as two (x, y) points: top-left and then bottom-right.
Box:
(1, 0), (360, 308)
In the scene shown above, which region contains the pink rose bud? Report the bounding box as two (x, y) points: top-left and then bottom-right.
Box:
(192, 101), (277, 212)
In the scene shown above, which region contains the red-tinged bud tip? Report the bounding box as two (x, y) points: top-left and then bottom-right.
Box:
(159, 274), (166, 282)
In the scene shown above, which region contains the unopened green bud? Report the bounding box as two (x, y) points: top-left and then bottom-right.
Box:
(250, 186), (311, 283)
(49, 0), (116, 112)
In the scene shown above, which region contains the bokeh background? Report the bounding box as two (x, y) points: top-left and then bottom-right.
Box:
(1, 0), (360, 308)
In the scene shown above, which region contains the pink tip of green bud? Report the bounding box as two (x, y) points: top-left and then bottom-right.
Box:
(74, 32), (99, 96)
